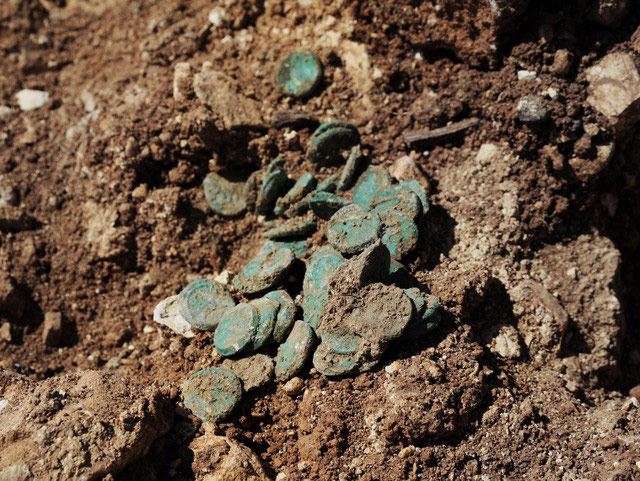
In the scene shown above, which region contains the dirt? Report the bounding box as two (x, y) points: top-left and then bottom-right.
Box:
(1, 0), (640, 479)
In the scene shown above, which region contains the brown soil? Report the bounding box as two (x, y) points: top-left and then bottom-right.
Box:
(1, 0), (640, 480)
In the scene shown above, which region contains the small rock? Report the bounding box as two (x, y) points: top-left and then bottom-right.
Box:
(488, 325), (522, 359)
(0, 272), (25, 321)
(0, 322), (13, 342)
(388, 156), (424, 184)
(307, 121), (360, 165)
(203, 172), (246, 217)
(590, 0), (629, 27)
(283, 377), (305, 396)
(190, 433), (272, 481)
(517, 70), (536, 81)
(193, 63), (264, 129)
(265, 289), (296, 343)
(214, 304), (260, 357)
(182, 368), (242, 423)
(586, 52), (640, 136)
(15, 89), (49, 111)
(232, 245), (295, 294)
(42, 311), (63, 347)
(264, 218), (316, 239)
(516, 96), (549, 123)
(277, 52), (323, 99)
(275, 321), (315, 381)
(178, 279), (236, 331)
(221, 354), (274, 391)
(0, 175), (18, 207)
(153, 295), (196, 338)
(208, 7), (227, 27)
(173, 62), (193, 102)
(550, 49), (573, 77)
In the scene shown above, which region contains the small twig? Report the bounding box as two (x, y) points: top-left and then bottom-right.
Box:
(404, 117), (480, 145)
(270, 110), (319, 129)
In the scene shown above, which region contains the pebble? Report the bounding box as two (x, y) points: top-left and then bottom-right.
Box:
(173, 62), (193, 102)
(182, 367), (242, 422)
(308, 191), (351, 220)
(233, 245), (295, 294)
(214, 303), (260, 357)
(516, 96), (549, 123)
(0, 175), (18, 208)
(326, 204), (383, 255)
(263, 218), (316, 239)
(551, 49), (573, 77)
(388, 155), (422, 183)
(249, 298), (279, 350)
(283, 377), (305, 396)
(308, 121), (360, 165)
(256, 159), (289, 215)
(302, 246), (345, 330)
(178, 279), (236, 331)
(42, 311), (63, 347)
(274, 172), (317, 215)
(336, 145), (363, 191)
(276, 52), (323, 99)
(352, 165), (394, 209)
(275, 321), (315, 381)
(153, 295), (196, 338)
(203, 172), (246, 217)
(265, 290), (296, 343)
(221, 353), (274, 391)
(0, 322), (13, 343)
(15, 89), (49, 111)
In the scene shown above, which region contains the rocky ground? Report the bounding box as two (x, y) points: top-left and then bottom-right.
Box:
(1, 0), (640, 480)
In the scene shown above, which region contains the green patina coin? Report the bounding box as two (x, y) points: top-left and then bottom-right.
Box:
(326, 204), (383, 255)
(265, 289), (296, 344)
(277, 52), (323, 99)
(182, 367), (242, 423)
(336, 145), (363, 192)
(232, 245), (295, 294)
(203, 172), (247, 217)
(302, 246), (345, 329)
(402, 293), (441, 340)
(370, 186), (422, 220)
(399, 180), (429, 215)
(256, 159), (289, 215)
(261, 239), (309, 258)
(214, 303), (260, 357)
(275, 320), (316, 381)
(352, 165), (394, 210)
(263, 218), (316, 239)
(249, 298), (279, 351)
(388, 258), (417, 289)
(316, 173), (340, 193)
(178, 279), (236, 331)
(312, 341), (360, 377)
(378, 209), (419, 259)
(308, 122), (360, 165)
(274, 172), (317, 215)
(308, 191), (351, 220)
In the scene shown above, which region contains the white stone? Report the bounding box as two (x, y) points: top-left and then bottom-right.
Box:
(214, 270), (230, 285)
(0, 106), (13, 117)
(586, 52), (640, 136)
(208, 7), (226, 27)
(15, 89), (49, 111)
(153, 295), (195, 338)
(517, 70), (536, 81)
